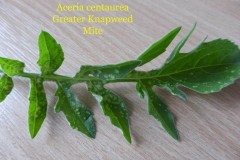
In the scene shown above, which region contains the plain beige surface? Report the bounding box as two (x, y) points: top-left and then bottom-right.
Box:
(0, 0), (240, 160)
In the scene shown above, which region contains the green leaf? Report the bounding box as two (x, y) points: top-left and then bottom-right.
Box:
(165, 23), (196, 63)
(28, 78), (47, 138)
(87, 80), (131, 143)
(132, 25), (240, 98)
(1, 25), (240, 143)
(76, 60), (140, 143)
(0, 57), (25, 76)
(137, 26), (181, 66)
(76, 60), (141, 81)
(149, 39), (240, 94)
(37, 31), (64, 75)
(0, 74), (13, 102)
(131, 25), (240, 139)
(155, 81), (187, 100)
(136, 82), (145, 98)
(55, 82), (95, 138)
(137, 81), (178, 139)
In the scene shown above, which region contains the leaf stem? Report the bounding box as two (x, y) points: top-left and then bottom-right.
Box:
(0, 70), (139, 83)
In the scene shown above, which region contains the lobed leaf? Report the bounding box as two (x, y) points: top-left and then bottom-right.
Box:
(132, 24), (240, 139)
(55, 82), (96, 138)
(37, 31), (64, 75)
(1, 24), (240, 142)
(150, 39), (240, 95)
(0, 57), (25, 76)
(0, 74), (14, 102)
(132, 25), (240, 98)
(87, 80), (131, 143)
(137, 26), (181, 66)
(28, 78), (47, 138)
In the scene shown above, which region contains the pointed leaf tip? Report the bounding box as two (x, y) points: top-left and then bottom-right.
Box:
(166, 23), (197, 63)
(136, 81), (179, 140)
(137, 26), (182, 66)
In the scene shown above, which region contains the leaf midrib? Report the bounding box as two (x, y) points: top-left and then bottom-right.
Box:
(134, 62), (238, 81)
(7, 62), (239, 84)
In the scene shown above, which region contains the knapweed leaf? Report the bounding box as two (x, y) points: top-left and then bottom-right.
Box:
(132, 25), (240, 139)
(55, 82), (95, 138)
(37, 31), (64, 75)
(76, 60), (141, 81)
(0, 57), (25, 76)
(0, 74), (13, 102)
(87, 80), (131, 143)
(132, 24), (240, 100)
(137, 26), (181, 66)
(137, 81), (178, 139)
(28, 78), (47, 138)
(152, 39), (240, 95)
(1, 24), (240, 142)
